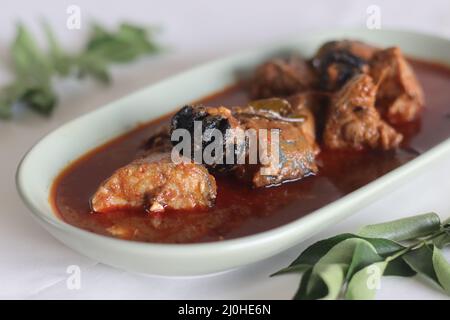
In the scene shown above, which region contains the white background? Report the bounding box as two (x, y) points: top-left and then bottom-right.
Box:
(1, 0), (450, 299)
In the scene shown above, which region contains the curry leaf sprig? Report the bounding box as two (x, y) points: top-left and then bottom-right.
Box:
(273, 213), (450, 300)
(0, 22), (161, 119)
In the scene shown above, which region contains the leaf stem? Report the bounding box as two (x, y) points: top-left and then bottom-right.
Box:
(386, 228), (448, 262)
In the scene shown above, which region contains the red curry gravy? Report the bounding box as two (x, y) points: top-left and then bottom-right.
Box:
(51, 59), (450, 243)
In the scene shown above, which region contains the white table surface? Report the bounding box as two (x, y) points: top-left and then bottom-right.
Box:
(1, 0), (450, 299)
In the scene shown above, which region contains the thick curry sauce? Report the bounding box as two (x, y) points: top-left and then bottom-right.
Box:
(51, 59), (450, 243)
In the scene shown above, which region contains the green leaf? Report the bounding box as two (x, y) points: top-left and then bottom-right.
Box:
(0, 97), (12, 118)
(309, 263), (347, 300)
(346, 240), (383, 280)
(0, 23), (56, 117)
(73, 23), (160, 84)
(289, 233), (403, 267)
(403, 244), (439, 284)
(293, 269), (316, 300)
(84, 23), (159, 64)
(305, 238), (379, 300)
(75, 54), (111, 84)
(271, 264), (310, 276)
(21, 86), (57, 115)
(289, 233), (355, 266)
(345, 261), (387, 300)
(1, 21), (161, 120)
(358, 212), (441, 241)
(0, 84), (21, 118)
(275, 233), (404, 281)
(42, 21), (72, 76)
(360, 237), (405, 257)
(435, 219), (450, 248)
(433, 233), (450, 249)
(383, 257), (416, 277)
(432, 247), (450, 295)
(274, 213), (449, 300)
(304, 239), (359, 299)
(11, 23), (52, 81)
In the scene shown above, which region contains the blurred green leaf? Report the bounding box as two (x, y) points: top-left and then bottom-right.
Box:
(1, 24), (56, 117)
(11, 23), (52, 79)
(0, 85), (21, 118)
(75, 54), (111, 84)
(21, 85), (57, 115)
(42, 21), (72, 76)
(84, 23), (159, 64)
(0, 21), (161, 119)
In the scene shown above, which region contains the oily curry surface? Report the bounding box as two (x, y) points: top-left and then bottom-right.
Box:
(52, 59), (450, 243)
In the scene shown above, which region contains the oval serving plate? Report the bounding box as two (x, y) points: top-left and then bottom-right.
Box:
(16, 29), (450, 276)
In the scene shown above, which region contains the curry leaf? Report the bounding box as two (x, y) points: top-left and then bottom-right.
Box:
(21, 85), (57, 115)
(434, 233), (450, 249)
(289, 233), (356, 267)
(308, 263), (347, 300)
(345, 261), (387, 300)
(271, 264), (310, 276)
(11, 24), (52, 79)
(383, 257), (416, 277)
(75, 23), (160, 83)
(360, 237), (405, 257)
(0, 21), (161, 119)
(274, 233), (405, 279)
(288, 233), (402, 268)
(346, 240), (383, 281)
(84, 23), (159, 64)
(75, 54), (111, 84)
(303, 238), (360, 299)
(42, 21), (71, 76)
(402, 244), (439, 284)
(432, 247), (450, 295)
(293, 269), (315, 300)
(274, 212), (450, 300)
(303, 238), (380, 299)
(358, 212), (441, 241)
(0, 85), (21, 118)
